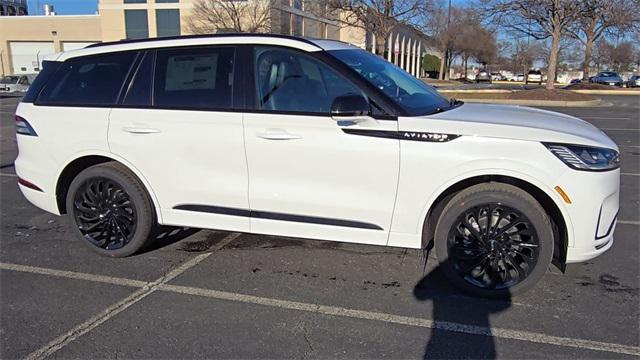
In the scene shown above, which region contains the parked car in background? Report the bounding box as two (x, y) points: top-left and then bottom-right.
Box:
(625, 74), (640, 88)
(15, 34), (620, 298)
(490, 72), (504, 81)
(0, 75), (31, 92)
(525, 70), (543, 85)
(509, 74), (525, 82)
(590, 71), (623, 87)
(475, 69), (492, 83)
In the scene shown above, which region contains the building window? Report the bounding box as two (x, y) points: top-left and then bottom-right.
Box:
(124, 0), (147, 3)
(292, 0), (303, 36)
(125, 10), (149, 39)
(156, 9), (181, 37)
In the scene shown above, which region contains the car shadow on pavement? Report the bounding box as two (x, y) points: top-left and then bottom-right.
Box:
(413, 253), (511, 359)
(142, 226), (201, 253)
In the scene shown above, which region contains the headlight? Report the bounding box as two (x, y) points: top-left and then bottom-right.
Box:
(543, 143), (620, 171)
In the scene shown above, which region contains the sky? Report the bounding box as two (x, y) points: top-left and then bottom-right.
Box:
(27, 0), (98, 15)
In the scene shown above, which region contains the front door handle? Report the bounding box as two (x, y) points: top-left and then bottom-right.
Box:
(122, 126), (161, 134)
(256, 129), (302, 140)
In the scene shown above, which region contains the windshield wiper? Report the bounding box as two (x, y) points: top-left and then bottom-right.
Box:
(432, 98), (464, 114)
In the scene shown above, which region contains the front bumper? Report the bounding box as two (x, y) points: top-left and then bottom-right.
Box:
(561, 168), (620, 263)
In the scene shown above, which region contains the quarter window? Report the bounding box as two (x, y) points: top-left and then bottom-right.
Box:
(154, 46), (235, 110)
(37, 52), (137, 106)
(254, 47), (363, 113)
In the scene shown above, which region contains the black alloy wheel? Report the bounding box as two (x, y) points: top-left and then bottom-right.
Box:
(73, 177), (137, 250)
(447, 203), (539, 290)
(433, 183), (554, 298)
(66, 162), (155, 257)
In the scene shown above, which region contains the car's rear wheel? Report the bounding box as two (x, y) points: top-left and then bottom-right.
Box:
(434, 183), (553, 298)
(66, 162), (155, 257)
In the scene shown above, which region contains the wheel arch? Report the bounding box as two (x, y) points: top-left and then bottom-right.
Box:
(421, 174), (569, 271)
(55, 152), (164, 223)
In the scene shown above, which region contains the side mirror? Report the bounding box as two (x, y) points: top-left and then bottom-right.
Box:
(330, 94), (370, 117)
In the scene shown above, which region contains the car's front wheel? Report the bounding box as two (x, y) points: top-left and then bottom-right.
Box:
(434, 183), (553, 298)
(65, 162), (156, 257)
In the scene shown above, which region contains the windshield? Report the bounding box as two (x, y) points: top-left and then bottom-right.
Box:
(599, 72), (618, 77)
(328, 49), (451, 116)
(0, 76), (19, 84)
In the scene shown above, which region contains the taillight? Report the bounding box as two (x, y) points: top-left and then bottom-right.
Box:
(15, 115), (37, 136)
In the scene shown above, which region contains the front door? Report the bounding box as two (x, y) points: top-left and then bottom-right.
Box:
(243, 46), (400, 245)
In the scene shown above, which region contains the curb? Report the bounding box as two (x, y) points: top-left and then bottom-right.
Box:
(570, 89), (640, 95)
(456, 98), (607, 107)
(438, 89), (511, 93)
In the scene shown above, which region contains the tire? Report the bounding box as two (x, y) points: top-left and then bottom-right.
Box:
(433, 183), (553, 298)
(65, 162), (156, 257)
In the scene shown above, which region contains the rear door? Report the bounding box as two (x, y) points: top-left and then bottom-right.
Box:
(108, 46), (249, 231)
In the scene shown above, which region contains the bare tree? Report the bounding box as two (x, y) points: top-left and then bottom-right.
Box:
(592, 39), (612, 72)
(453, 20), (497, 76)
(324, 0), (428, 56)
(187, 0), (272, 34)
(567, 0), (640, 81)
(421, 3), (466, 80)
(485, 0), (581, 89)
(610, 41), (635, 72)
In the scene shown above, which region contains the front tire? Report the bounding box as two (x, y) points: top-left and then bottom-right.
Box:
(434, 183), (553, 298)
(65, 162), (156, 257)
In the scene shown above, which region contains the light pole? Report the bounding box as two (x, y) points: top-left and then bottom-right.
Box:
(444, 0), (451, 80)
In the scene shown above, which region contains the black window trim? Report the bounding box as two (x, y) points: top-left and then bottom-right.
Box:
(30, 43), (401, 120)
(244, 44), (399, 120)
(150, 44), (239, 111)
(34, 49), (141, 107)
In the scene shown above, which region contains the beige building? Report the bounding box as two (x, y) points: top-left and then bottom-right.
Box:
(0, 0), (435, 77)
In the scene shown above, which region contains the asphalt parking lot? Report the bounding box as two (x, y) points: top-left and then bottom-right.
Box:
(0, 94), (638, 359)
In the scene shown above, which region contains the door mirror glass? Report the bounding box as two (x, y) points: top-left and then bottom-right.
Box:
(331, 94), (370, 117)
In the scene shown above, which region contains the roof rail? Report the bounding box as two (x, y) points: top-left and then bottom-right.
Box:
(86, 33), (319, 49)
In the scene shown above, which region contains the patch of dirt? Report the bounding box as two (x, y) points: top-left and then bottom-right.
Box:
(443, 89), (597, 101)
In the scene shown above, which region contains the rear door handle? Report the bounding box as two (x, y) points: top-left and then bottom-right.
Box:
(256, 129), (302, 140)
(122, 126), (161, 134)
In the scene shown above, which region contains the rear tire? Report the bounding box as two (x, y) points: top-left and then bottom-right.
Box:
(65, 162), (156, 257)
(433, 183), (553, 298)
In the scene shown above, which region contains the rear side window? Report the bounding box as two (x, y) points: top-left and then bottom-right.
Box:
(37, 52), (137, 106)
(153, 46), (235, 110)
(22, 61), (61, 103)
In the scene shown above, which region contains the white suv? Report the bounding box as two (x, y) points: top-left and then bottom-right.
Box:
(15, 34), (620, 297)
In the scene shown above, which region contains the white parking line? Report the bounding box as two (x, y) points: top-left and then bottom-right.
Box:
(600, 128), (640, 131)
(0, 263), (147, 288)
(618, 220), (640, 225)
(161, 284), (640, 357)
(580, 117), (631, 120)
(23, 232), (242, 360)
(1, 256), (638, 356)
(0, 173), (17, 177)
(621, 173), (640, 176)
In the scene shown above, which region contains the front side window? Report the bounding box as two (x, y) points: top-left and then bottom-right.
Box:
(329, 49), (450, 116)
(154, 46), (235, 110)
(254, 46), (363, 113)
(37, 52), (137, 105)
